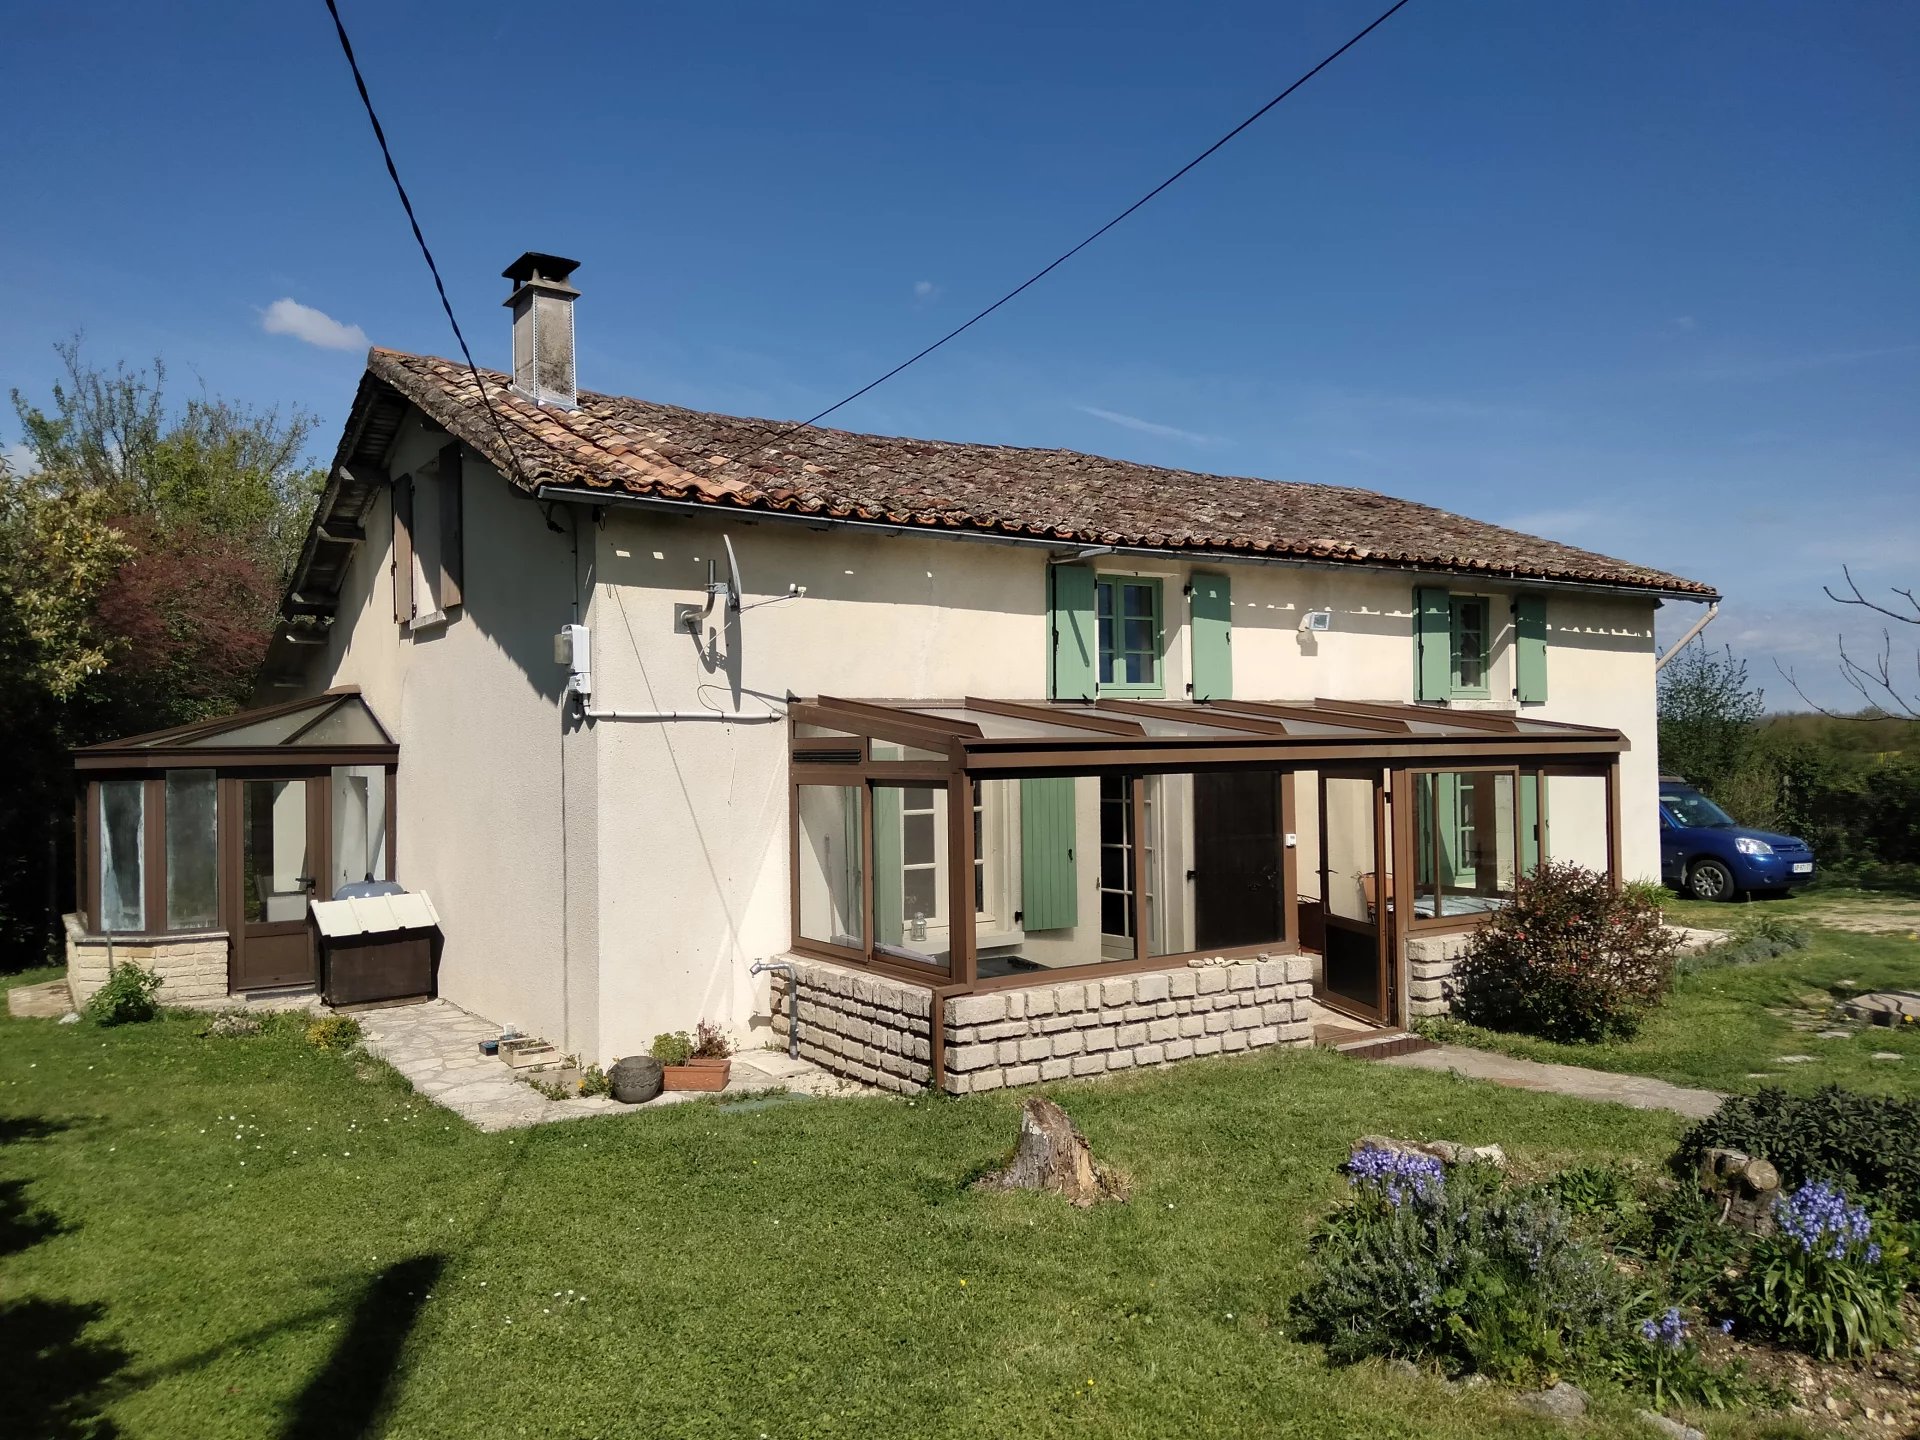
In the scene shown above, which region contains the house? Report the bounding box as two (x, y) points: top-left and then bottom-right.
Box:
(67, 253), (1718, 1092)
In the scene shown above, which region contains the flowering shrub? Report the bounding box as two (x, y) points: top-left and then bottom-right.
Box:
(1608, 1305), (1751, 1410)
(1451, 862), (1678, 1042)
(1728, 1182), (1907, 1359)
(1294, 1158), (1635, 1380)
(1676, 1085), (1920, 1222)
(305, 1014), (363, 1052)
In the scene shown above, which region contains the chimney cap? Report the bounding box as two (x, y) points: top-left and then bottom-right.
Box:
(502, 251), (581, 288)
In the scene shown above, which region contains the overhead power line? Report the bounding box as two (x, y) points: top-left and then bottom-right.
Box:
(322, 0), (532, 488)
(756, 0), (1416, 446)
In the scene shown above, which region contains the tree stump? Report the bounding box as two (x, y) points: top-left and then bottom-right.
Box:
(1698, 1146), (1780, 1235)
(974, 1097), (1127, 1207)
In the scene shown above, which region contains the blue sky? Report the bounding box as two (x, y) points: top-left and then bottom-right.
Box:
(4, 0), (1914, 710)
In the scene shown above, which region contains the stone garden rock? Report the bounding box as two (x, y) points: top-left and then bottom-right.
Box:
(1516, 1381), (1589, 1421)
(1844, 990), (1920, 1026)
(1636, 1411), (1705, 1440)
(1353, 1135), (1508, 1170)
(203, 1013), (262, 1038)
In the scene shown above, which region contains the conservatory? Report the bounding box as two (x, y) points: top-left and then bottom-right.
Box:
(785, 696), (1625, 1077)
(69, 688), (398, 1002)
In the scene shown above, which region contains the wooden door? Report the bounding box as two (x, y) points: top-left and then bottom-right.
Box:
(1192, 770), (1283, 951)
(229, 774), (324, 991)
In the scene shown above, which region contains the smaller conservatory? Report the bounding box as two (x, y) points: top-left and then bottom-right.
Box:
(68, 689), (399, 1006)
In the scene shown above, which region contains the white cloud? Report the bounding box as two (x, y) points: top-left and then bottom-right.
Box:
(1671, 315), (1697, 332)
(1, 442), (32, 474)
(1075, 404), (1224, 448)
(1676, 342), (1920, 383)
(912, 280), (940, 304)
(260, 297), (369, 351)
(1500, 508), (1602, 542)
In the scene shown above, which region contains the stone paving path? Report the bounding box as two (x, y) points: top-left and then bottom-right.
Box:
(356, 999), (871, 1132)
(1381, 1044), (1724, 1121)
(7, 979), (74, 1019)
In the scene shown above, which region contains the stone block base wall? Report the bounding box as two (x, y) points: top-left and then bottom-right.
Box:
(770, 958), (933, 1094)
(774, 953), (1316, 1095)
(1405, 932), (1473, 1018)
(64, 914), (231, 1010)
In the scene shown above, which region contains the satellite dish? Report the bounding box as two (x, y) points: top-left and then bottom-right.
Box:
(686, 535), (745, 631)
(721, 534), (744, 613)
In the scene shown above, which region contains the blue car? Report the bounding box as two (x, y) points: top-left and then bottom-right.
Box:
(1658, 781), (1816, 902)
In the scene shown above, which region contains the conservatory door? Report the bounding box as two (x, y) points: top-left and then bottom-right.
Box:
(230, 775), (324, 990)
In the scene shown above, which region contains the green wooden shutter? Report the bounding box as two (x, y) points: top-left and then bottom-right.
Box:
(1190, 573), (1232, 700)
(871, 787), (903, 946)
(1049, 565), (1097, 699)
(1439, 772), (1475, 889)
(1414, 586), (1450, 701)
(1514, 595), (1547, 704)
(1019, 777), (1078, 931)
(1519, 772), (1541, 877)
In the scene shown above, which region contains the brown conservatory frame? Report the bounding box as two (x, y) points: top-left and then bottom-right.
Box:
(788, 696), (1625, 1017)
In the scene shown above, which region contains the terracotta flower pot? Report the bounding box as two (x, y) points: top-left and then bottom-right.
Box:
(662, 1057), (730, 1092)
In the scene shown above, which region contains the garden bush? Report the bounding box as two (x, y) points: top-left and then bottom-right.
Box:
(1726, 1182), (1908, 1359)
(690, 1021), (733, 1059)
(1675, 1086), (1920, 1222)
(1293, 1147), (1636, 1381)
(649, 1031), (693, 1066)
(84, 963), (163, 1026)
(1681, 916), (1808, 975)
(1451, 863), (1678, 1042)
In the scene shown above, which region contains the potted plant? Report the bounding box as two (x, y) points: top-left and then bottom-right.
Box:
(652, 1024), (732, 1091)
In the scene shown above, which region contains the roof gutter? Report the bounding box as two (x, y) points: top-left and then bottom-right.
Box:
(532, 483), (1721, 605)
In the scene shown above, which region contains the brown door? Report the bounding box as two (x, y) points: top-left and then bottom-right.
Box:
(1192, 770), (1284, 951)
(1315, 769), (1391, 1023)
(231, 775), (324, 990)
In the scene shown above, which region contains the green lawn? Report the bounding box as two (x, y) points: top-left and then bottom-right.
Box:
(1420, 888), (1920, 1097)
(1, 974), (1805, 1440)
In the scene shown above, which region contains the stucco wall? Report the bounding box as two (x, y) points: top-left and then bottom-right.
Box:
(298, 422), (591, 1054)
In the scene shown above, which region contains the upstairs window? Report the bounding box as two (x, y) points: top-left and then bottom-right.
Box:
(1449, 595), (1490, 697)
(1095, 576), (1163, 696)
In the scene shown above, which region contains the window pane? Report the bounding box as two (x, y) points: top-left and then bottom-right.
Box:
(242, 780), (309, 925)
(870, 741), (945, 761)
(975, 776), (1143, 978)
(330, 765), (389, 895)
(873, 784), (951, 969)
(100, 780), (146, 932)
(1145, 771), (1286, 956)
(1124, 650), (1153, 685)
(1123, 616), (1153, 654)
(165, 770), (218, 929)
(1122, 583), (1154, 619)
(1413, 771), (1516, 919)
(1096, 581), (1114, 619)
(1545, 772), (1610, 875)
(797, 785), (863, 948)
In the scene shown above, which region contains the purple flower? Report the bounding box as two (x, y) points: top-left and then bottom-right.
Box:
(1346, 1146), (1445, 1207)
(1773, 1181), (1877, 1262)
(1639, 1306), (1688, 1352)
(1717, 1318), (1735, 1335)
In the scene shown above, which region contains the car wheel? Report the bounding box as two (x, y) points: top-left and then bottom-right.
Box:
(1687, 859), (1737, 902)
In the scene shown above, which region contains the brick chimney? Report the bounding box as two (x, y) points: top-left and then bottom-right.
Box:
(502, 252), (581, 409)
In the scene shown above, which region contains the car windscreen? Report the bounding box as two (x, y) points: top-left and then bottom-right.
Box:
(1660, 788), (1737, 828)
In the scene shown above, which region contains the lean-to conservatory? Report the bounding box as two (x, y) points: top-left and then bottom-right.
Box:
(68, 689), (398, 1003)
(780, 696), (1625, 1091)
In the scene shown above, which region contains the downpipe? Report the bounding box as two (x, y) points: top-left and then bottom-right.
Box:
(749, 959), (799, 1058)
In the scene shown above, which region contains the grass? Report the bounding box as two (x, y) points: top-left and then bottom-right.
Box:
(0, 974), (1785, 1440)
(1417, 888), (1920, 1098)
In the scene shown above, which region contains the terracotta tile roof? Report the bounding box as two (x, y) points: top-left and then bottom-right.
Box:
(365, 349), (1715, 598)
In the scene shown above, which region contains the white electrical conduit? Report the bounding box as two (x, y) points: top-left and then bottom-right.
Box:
(580, 706), (783, 723)
(1653, 601), (1721, 672)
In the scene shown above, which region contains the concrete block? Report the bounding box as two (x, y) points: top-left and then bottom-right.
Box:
(1004, 991), (1027, 1019)
(1222, 1030), (1249, 1052)
(1084, 1027), (1116, 1053)
(1227, 967), (1256, 992)
(1203, 1012), (1230, 1034)
(970, 1069), (1007, 1094)
(1285, 955), (1313, 985)
(1249, 1025), (1278, 1048)
(1102, 978), (1135, 1006)
(1168, 970), (1198, 999)
(1049, 983), (1085, 1012)
(1106, 1050), (1136, 1071)
(1071, 1053), (1108, 1077)
(1023, 989), (1056, 1019)
(1255, 959), (1286, 987)
(1003, 1063), (1040, 1088)
(1053, 1030), (1086, 1057)
(1135, 1043), (1166, 1066)
(1193, 1034), (1224, 1056)
(1018, 1035), (1052, 1063)
(1196, 968), (1229, 995)
(1147, 1018), (1178, 1043)
(949, 994), (1007, 1026)
(1276, 1021), (1312, 1044)
(1179, 1015), (1205, 1038)
(1116, 1023), (1146, 1047)
(947, 1042), (998, 1072)
(1039, 1058), (1073, 1081)
(1135, 973), (1170, 1004)
(1164, 1038), (1195, 1061)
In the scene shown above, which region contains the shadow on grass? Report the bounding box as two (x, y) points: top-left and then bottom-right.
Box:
(280, 1254), (445, 1440)
(0, 1113), (75, 1145)
(0, 1173), (127, 1440)
(2, 1176), (70, 1257)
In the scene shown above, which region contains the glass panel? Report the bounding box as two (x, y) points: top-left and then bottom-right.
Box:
(1451, 597), (1488, 693)
(1413, 771), (1517, 918)
(165, 770), (217, 929)
(1545, 772), (1610, 875)
(289, 698), (390, 747)
(181, 707), (317, 748)
(975, 776), (1144, 978)
(873, 783), (951, 968)
(871, 740), (945, 761)
(795, 724), (862, 742)
(99, 780), (146, 932)
(1145, 770), (1286, 957)
(1320, 775), (1382, 1014)
(243, 780), (310, 925)
(330, 765), (389, 895)
(796, 785), (863, 948)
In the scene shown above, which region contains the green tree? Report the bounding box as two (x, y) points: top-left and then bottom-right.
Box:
(1657, 643), (1763, 792)
(0, 340), (325, 968)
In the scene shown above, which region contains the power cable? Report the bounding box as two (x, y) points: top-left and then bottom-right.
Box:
(744, 0), (1416, 449)
(322, 0), (534, 488)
